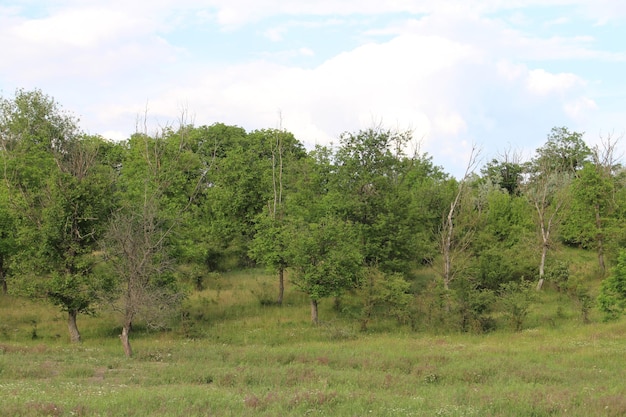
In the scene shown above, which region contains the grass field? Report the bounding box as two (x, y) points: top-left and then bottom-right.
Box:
(1, 268), (626, 416)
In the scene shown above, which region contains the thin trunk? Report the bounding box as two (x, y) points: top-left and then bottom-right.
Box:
(0, 262), (6, 295)
(595, 204), (605, 275)
(442, 202), (455, 291)
(537, 242), (547, 290)
(440, 145), (479, 291)
(67, 309), (81, 343)
(120, 323), (133, 357)
(277, 266), (284, 305)
(535, 197), (559, 291)
(537, 213), (550, 291)
(310, 299), (319, 325)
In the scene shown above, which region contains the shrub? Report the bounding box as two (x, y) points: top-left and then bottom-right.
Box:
(598, 250), (626, 321)
(499, 280), (535, 331)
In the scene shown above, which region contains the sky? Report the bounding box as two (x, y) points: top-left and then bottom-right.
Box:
(1, 0), (625, 176)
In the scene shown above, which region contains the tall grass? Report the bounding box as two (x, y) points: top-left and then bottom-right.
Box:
(1, 266), (625, 416)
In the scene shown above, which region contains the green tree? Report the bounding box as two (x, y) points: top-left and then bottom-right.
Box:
(481, 154), (524, 196)
(1, 89), (115, 342)
(358, 267), (412, 331)
(499, 280), (535, 331)
(201, 125), (304, 271)
(525, 127), (586, 290)
(473, 184), (535, 290)
(561, 136), (621, 274)
(248, 128), (305, 304)
(0, 185), (17, 294)
(333, 127), (418, 273)
(287, 216), (363, 324)
(598, 250), (626, 321)
(533, 127), (590, 176)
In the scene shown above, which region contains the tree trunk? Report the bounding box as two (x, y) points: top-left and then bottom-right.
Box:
(120, 324), (133, 357)
(595, 204), (605, 275)
(537, 242), (547, 290)
(310, 299), (319, 325)
(0, 257), (6, 294)
(67, 309), (81, 343)
(442, 202), (454, 291)
(277, 266), (284, 305)
(0, 269), (6, 295)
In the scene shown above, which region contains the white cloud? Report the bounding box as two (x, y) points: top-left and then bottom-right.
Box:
(496, 60), (525, 81)
(433, 113), (467, 136)
(264, 26), (286, 41)
(0, 4), (179, 84)
(12, 8), (143, 47)
(2, 0), (625, 176)
(564, 97), (598, 120)
(526, 69), (584, 96)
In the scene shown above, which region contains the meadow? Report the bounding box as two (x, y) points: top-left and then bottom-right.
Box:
(1, 268), (626, 417)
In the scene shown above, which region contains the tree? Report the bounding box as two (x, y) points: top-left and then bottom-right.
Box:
(598, 250), (626, 320)
(533, 127), (590, 176)
(333, 127), (418, 273)
(499, 280), (535, 331)
(358, 267), (412, 331)
(525, 167), (571, 290)
(249, 128), (305, 304)
(1, 89), (115, 342)
(562, 134), (621, 274)
(102, 200), (181, 357)
(525, 127), (586, 290)
(287, 216), (363, 324)
(102, 123), (206, 356)
(199, 125), (304, 271)
(249, 213), (290, 304)
(439, 145), (481, 290)
(0, 186), (16, 295)
(481, 150), (524, 195)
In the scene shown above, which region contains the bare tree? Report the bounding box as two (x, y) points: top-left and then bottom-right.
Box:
(102, 113), (213, 357)
(103, 197), (182, 357)
(525, 166), (571, 290)
(439, 144), (481, 290)
(589, 133), (622, 274)
(527, 127), (589, 290)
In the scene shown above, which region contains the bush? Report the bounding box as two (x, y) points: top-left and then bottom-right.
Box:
(453, 278), (496, 333)
(499, 280), (535, 331)
(598, 250), (626, 321)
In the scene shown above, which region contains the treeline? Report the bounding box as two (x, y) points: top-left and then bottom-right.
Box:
(1, 89), (626, 355)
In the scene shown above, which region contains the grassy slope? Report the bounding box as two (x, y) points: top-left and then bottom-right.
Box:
(1, 257), (626, 417)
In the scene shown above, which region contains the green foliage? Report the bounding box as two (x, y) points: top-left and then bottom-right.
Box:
(565, 276), (594, 323)
(288, 216), (363, 303)
(357, 267), (412, 331)
(544, 260), (570, 292)
(499, 280), (536, 331)
(561, 162), (614, 249)
(452, 278), (496, 333)
(249, 213), (288, 272)
(199, 126), (305, 269)
(0, 184), (16, 293)
(331, 127), (427, 273)
(533, 126), (590, 175)
(475, 246), (535, 290)
(1, 90), (117, 342)
(481, 158), (524, 195)
(598, 250), (626, 320)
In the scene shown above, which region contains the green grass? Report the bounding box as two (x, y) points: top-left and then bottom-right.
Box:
(1, 266), (626, 416)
